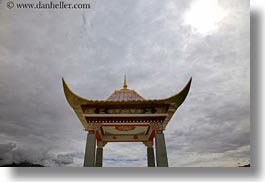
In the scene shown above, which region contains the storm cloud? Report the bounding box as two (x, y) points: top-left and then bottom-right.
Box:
(0, 0), (249, 167)
(0, 142), (81, 166)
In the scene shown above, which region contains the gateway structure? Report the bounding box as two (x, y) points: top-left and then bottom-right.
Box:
(62, 76), (191, 167)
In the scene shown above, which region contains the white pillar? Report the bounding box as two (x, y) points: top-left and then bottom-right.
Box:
(95, 141), (103, 167)
(147, 146), (155, 167)
(155, 130), (168, 167)
(84, 131), (96, 167)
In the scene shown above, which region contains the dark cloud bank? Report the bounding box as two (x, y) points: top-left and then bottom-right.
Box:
(0, 142), (82, 167)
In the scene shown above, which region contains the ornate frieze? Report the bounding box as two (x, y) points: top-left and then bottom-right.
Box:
(83, 107), (168, 114)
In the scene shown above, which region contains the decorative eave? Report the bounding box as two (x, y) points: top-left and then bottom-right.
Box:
(163, 77), (192, 106)
(62, 77), (192, 107)
(62, 77), (192, 132)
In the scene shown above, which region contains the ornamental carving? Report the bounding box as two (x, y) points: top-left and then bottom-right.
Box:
(84, 107), (167, 114)
(150, 123), (163, 130)
(115, 125), (135, 131)
(87, 123), (102, 130)
(84, 108), (96, 114)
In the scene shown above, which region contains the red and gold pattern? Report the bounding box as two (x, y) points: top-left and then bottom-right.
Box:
(106, 89), (145, 101)
(62, 76), (192, 143)
(115, 125), (135, 131)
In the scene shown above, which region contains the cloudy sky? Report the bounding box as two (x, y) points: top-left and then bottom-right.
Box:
(0, 0), (249, 167)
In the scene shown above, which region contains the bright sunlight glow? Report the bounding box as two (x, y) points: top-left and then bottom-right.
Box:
(184, 0), (227, 35)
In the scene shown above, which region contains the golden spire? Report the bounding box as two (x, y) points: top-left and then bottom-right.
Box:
(123, 75), (128, 89)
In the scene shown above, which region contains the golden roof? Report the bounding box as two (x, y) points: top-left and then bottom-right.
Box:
(106, 76), (145, 101)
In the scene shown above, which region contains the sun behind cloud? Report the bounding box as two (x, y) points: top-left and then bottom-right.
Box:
(183, 0), (227, 35)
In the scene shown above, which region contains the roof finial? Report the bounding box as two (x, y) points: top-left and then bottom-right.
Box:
(123, 75), (128, 89)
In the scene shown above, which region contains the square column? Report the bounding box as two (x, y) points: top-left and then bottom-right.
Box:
(144, 141), (155, 167)
(155, 130), (168, 167)
(84, 131), (96, 167)
(95, 141), (104, 167)
(147, 146), (155, 167)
